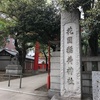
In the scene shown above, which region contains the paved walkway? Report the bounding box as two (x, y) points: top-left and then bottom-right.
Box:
(0, 73), (50, 100)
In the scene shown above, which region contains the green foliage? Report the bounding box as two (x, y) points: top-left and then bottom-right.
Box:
(0, 16), (15, 47)
(60, 0), (92, 12)
(83, 1), (100, 33)
(59, 0), (99, 32)
(59, 0), (100, 56)
(0, 0), (60, 71)
(0, 0), (60, 45)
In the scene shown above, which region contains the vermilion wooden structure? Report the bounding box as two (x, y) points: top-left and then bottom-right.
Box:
(33, 42), (40, 71)
(47, 43), (50, 89)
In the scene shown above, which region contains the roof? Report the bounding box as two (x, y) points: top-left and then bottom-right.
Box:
(26, 55), (34, 60)
(0, 48), (18, 56)
(0, 48), (34, 60)
(6, 49), (18, 56)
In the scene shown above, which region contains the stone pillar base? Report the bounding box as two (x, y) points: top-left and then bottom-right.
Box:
(51, 95), (81, 100)
(48, 89), (60, 98)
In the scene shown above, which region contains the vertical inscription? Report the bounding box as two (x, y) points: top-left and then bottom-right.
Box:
(66, 25), (75, 86)
(64, 23), (77, 92)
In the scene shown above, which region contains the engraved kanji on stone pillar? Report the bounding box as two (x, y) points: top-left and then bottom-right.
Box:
(60, 10), (81, 100)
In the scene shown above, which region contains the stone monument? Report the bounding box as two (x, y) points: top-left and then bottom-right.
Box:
(51, 10), (81, 100)
(92, 71), (100, 100)
(6, 54), (22, 75)
(6, 54), (22, 88)
(60, 9), (81, 100)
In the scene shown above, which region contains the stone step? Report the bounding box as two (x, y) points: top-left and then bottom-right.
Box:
(50, 69), (60, 76)
(51, 63), (60, 70)
(51, 57), (60, 63)
(51, 52), (60, 57)
(51, 76), (60, 84)
(51, 95), (82, 100)
(51, 83), (60, 90)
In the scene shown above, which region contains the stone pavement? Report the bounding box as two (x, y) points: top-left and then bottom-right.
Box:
(0, 73), (50, 100)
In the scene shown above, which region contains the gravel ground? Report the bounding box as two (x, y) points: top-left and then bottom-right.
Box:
(0, 71), (19, 82)
(0, 70), (47, 82)
(0, 71), (48, 92)
(0, 71), (8, 82)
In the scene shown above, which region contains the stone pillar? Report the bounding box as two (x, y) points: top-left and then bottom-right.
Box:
(48, 52), (60, 98)
(92, 71), (100, 100)
(60, 10), (81, 100)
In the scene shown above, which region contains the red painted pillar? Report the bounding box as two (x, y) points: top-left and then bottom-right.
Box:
(47, 43), (50, 89)
(33, 42), (40, 71)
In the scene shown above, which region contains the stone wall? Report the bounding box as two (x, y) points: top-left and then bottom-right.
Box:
(82, 57), (100, 99)
(48, 51), (60, 97)
(0, 56), (11, 70)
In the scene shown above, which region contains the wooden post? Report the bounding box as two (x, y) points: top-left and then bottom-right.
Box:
(47, 42), (50, 89)
(33, 42), (40, 71)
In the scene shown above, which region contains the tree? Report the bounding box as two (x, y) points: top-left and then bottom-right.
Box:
(0, 0), (60, 72)
(0, 15), (14, 48)
(0, 19), (6, 47)
(59, 0), (100, 56)
(80, 1), (100, 56)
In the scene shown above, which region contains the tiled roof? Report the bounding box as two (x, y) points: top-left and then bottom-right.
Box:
(0, 48), (34, 60)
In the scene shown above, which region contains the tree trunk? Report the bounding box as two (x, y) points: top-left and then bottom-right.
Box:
(15, 38), (26, 73)
(21, 43), (26, 73)
(88, 32), (98, 56)
(17, 48), (26, 73)
(43, 50), (48, 71)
